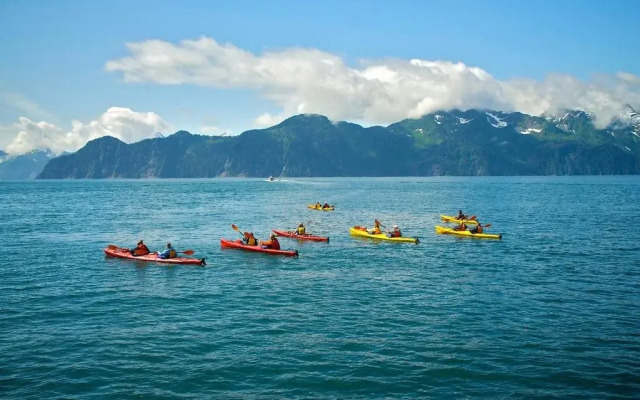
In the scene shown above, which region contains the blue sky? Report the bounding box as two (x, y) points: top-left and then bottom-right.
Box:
(1, 0), (639, 154)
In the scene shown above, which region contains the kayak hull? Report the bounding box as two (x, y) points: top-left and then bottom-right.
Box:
(272, 229), (329, 242)
(104, 247), (206, 265)
(220, 239), (299, 257)
(440, 215), (479, 225)
(349, 226), (419, 244)
(435, 225), (502, 239)
(307, 204), (335, 211)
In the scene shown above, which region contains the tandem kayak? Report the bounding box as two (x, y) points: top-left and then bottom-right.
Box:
(220, 239), (299, 257)
(440, 215), (479, 225)
(272, 229), (329, 242)
(435, 225), (502, 239)
(308, 204), (335, 211)
(349, 226), (419, 244)
(104, 247), (206, 265)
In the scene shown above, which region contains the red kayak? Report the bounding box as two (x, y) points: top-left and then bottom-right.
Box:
(220, 239), (299, 257)
(104, 247), (206, 265)
(272, 229), (329, 242)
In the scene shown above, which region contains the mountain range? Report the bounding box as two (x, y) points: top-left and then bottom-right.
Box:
(0, 150), (56, 179)
(14, 107), (640, 178)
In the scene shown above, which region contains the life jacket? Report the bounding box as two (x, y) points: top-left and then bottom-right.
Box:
(297, 226), (305, 235)
(372, 227), (382, 234)
(391, 230), (401, 237)
(247, 236), (257, 246)
(270, 238), (280, 250)
(133, 245), (150, 256)
(169, 249), (177, 258)
(476, 226), (483, 234)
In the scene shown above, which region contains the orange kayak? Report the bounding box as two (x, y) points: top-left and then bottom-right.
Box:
(272, 229), (329, 242)
(220, 239), (299, 257)
(104, 246), (206, 265)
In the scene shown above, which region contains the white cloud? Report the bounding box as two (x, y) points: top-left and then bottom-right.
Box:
(1, 107), (169, 155)
(106, 36), (640, 128)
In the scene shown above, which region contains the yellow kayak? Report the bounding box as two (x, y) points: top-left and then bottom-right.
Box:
(435, 225), (502, 239)
(308, 204), (335, 211)
(440, 215), (479, 225)
(349, 226), (419, 244)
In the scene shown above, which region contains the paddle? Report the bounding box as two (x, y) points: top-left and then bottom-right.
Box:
(469, 215), (477, 221)
(231, 223), (244, 237)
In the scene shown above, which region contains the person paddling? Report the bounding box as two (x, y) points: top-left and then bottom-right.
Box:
(157, 243), (176, 259)
(242, 232), (258, 246)
(389, 225), (402, 237)
(455, 221), (467, 231)
(295, 222), (306, 235)
(371, 219), (383, 234)
(457, 210), (468, 220)
(322, 202), (332, 209)
(130, 240), (150, 256)
(260, 233), (281, 250)
(470, 222), (484, 234)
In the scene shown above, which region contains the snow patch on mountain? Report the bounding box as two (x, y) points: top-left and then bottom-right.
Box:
(486, 112), (507, 128)
(434, 115), (443, 124)
(457, 117), (471, 124)
(519, 128), (542, 135)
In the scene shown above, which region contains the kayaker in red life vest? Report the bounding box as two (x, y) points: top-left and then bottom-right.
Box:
(469, 222), (483, 234)
(371, 219), (383, 234)
(389, 225), (402, 237)
(243, 232), (258, 246)
(158, 243), (177, 259)
(260, 233), (280, 250)
(130, 240), (150, 256)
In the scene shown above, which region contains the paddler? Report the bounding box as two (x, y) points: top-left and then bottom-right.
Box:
(260, 233), (281, 250)
(456, 210), (468, 220)
(295, 223), (306, 235)
(389, 225), (402, 237)
(157, 243), (177, 259)
(129, 240), (150, 256)
(242, 232), (258, 246)
(469, 222), (484, 234)
(322, 202), (331, 209)
(371, 219), (383, 234)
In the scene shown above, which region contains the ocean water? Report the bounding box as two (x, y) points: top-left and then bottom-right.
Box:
(1, 176), (639, 399)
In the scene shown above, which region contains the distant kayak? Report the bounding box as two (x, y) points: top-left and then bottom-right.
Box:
(104, 246), (206, 265)
(220, 239), (299, 257)
(440, 215), (479, 225)
(272, 229), (329, 242)
(308, 204), (335, 211)
(435, 225), (502, 239)
(349, 226), (419, 244)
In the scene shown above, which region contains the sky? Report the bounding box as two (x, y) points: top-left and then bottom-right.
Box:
(1, 0), (639, 154)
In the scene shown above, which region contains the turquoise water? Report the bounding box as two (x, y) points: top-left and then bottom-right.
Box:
(1, 177), (639, 398)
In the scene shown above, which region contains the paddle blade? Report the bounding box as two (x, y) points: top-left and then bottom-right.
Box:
(483, 224), (491, 228)
(469, 215), (477, 221)
(231, 224), (240, 231)
(107, 244), (118, 250)
(181, 249), (195, 255)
